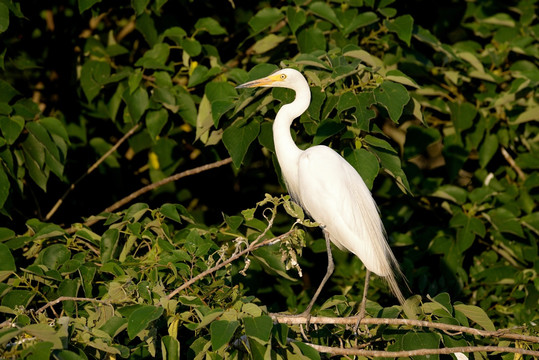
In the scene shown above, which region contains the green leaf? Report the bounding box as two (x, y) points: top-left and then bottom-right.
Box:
(136, 13), (158, 46)
(249, 8), (284, 34)
(223, 120), (260, 168)
(1, 290), (35, 309)
(53, 350), (87, 360)
(344, 148), (379, 190)
(297, 27), (326, 53)
(176, 90), (197, 126)
(370, 145), (411, 194)
(0, 3), (9, 33)
(309, 2), (342, 28)
(122, 86), (149, 122)
(402, 332), (440, 360)
(161, 335), (180, 360)
(78, 0), (101, 13)
(80, 60), (110, 102)
(0, 328), (21, 347)
(40, 117), (69, 144)
(374, 81), (410, 122)
(244, 315), (273, 343)
(478, 133), (498, 168)
(195, 17), (227, 35)
(251, 34), (287, 55)
(0, 79), (19, 103)
(210, 320), (239, 351)
(127, 305), (164, 339)
(354, 92), (376, 129)
(132, 0), (149, 16)
(188, 65), (221, 88)
(21, 341), (54, 360)
(160, 203), (182, 223)
(146, 108), (168, 140)
(449, 102), (477, 134)
(90, 138), (120, 168)
(99, 316), (128, 338)
(287, 7), (306, 34)
(163, 27), (187, 44)
(342, 11), (379, 36)
(23, 152), (48, 191)
(0, 242), (16, 282)
(312, 119), (345, 145)
(100, 228), (119, 263)
(22, 132), (45, 168)
(385, 15), (414, 46)
(431, 184), (468, 204)
(38, 244), (71, 270)
(58, 278), (80, 315)
(487, 207), (524, 237)
(181, 38), (202, 57)
(23, 324), (63, 349)
(454, 304), (495, 331)
(134, 43), (170, 70)
(26, 121), (60, 161)
(0, 167), (10, 211)
(253, 246), (296, 281)
(205, 82), (237, 126)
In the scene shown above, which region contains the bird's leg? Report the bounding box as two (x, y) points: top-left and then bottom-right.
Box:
(354, 269), (371, 333)
(301, 229), (334, 324)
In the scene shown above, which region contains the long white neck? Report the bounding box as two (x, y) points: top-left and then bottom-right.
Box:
(272, 79), (311, 196)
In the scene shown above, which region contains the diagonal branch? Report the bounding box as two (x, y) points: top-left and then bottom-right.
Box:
(102, 157), (233, 214)
(45, 123), (141, 221)
(163, 208), (292, 303)
(66, 157), (233, 233)
(35, 296), (112, 314)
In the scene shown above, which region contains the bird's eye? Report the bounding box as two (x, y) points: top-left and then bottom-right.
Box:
(280, 74), (287, 80)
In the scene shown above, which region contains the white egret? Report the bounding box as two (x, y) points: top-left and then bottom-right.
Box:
(236, 68), (405, 317)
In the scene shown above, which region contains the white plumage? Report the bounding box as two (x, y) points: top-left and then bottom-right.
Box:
(237, 68), (405, 310)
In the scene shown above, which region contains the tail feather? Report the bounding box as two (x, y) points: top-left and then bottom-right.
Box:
(384, 254), (409, 305)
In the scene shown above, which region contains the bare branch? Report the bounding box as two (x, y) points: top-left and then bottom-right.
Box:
(102, 157), (233, 214)
(45, 123), (141, 221)
(306, 344), (539, 357)
(163, 209), (292, 303)
(501, 147), (526, 180)
(66, 157), (233, 233)
(35, 296), (112, 314)
(271, 314), (539, 343)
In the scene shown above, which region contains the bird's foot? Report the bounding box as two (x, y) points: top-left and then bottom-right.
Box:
(353, 303), (370, 334)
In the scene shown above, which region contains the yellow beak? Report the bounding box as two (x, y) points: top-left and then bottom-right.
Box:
(236, 74), (283, 89)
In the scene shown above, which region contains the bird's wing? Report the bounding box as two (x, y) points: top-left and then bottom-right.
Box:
(296, 145), (396, 277)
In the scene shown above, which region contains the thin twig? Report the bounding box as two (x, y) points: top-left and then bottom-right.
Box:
(164, 209), (290, 303)
(35, 296), (111, 314)
(270, 314), (539, 343)
(501, 147), (526, 180)
(103, 157), (233, 213)
(45, 123), (141, 221)
(305, 344), (539, 357)
(66, 157), (233, 233)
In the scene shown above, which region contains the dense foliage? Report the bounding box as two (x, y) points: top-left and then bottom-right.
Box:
(0, 0), (538, 359)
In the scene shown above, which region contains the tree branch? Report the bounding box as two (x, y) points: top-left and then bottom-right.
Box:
(66, 157), (233, 233)
(501, 147), (526, 180)
(163, 209), (293, 303)
(35, 296), (112, 314)
(270, 314), (539, 343)
(305, 344), (539, 357)
(102, 157), (232, 214)
(45, 123), (141, 221)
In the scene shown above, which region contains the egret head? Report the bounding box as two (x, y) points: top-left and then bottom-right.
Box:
(236, 68), (306, 90)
